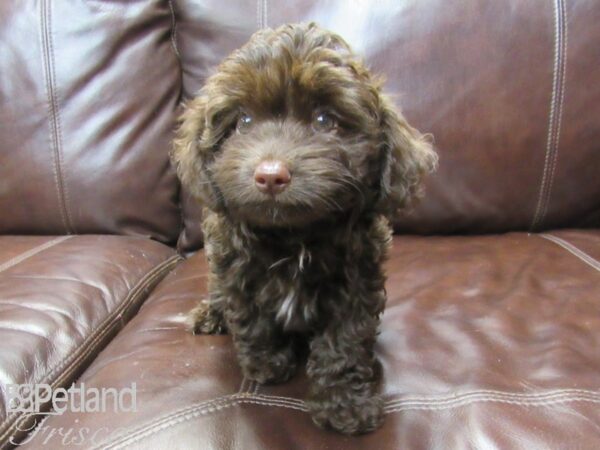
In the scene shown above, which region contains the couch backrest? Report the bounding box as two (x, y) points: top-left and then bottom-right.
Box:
(0, 0), (182, 244)
(2, 1), (598, 252)
(174, 0), (600, 251)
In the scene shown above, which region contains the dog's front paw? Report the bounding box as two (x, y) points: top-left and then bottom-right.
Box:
(188, 300), (226, 335)
(240, 346), (297, 385)
(307, 389), (384, 435)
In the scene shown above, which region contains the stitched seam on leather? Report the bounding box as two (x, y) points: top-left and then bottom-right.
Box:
(385, 395), (600, 412)
(385, 389), (600, 408)
(263, 0), (268, 28)
(540, 234), (600, 272)
(168, 0), (187, 253)
(0, 255), (181, 444)
(40, 0), (73, 234)
(0, 236), (71, 274)
(99, 390), (600, 449)
(237, 397), (307, 411)
(386, 388), (600, 403)
(531, 0), (567, 231)
(0, 254), (180, 440)
(40, 0), (65, 232)
(238, 378), (258, 395)
(96, 395), (241, 450)
(94, 393), (305, 449)
(167, 0), (181, 59)
(238, 377), (247, 393)
(42, 255), (181, 384)
(99, 395), (307, 450)
(256, 0), (261, 29)
(530, 0), (562, 230)
(539, 0), (568, 227)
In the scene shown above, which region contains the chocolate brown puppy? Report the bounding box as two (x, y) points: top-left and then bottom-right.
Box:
(172, 22), (437, 435)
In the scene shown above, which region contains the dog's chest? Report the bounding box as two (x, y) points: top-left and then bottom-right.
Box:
(274, 286), (310, 332)
(254, 246), (333, 333)
(270, 268), (320, 332)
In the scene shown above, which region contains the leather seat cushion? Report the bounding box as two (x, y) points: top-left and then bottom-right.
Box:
(0, 236), (180, 447)
(19, 231), (600, 449)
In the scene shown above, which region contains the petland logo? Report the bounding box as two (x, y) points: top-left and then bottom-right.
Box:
(6, 383), (137, 415)
(7, 383), (137, 446)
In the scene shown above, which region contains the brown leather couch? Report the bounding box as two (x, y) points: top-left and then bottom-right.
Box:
(1, 1), (599, 449)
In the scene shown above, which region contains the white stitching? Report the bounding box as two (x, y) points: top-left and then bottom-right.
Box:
(238, 377), (247, 394)
(40, 0), (68, 233)
(167, 0), (181, 59)
(95, 393), (306, 449)
(540, 0), (568, 225)
(95, 389), (600, 449)
(531, 0), (561, 230)
(41, 0), (73, 234)
(263, 0), (268, 28)
(238, 397), (306, 411)
(386, 388), (600, 404)
(168, 0), (187, 251)
(385, 389), (600, 408)
(385, 395), (600, 413)
(104, 397), (309, 449)
(540, 234), (600, 272)
(241, 393), (305, 408)
(256, 0), (261, 29)
(531, 0), (567, 231)
(47, 1), (73, 233)
(0, 236), (71, 274)
(98, 396), (242, 450)
(100, 389), (600, 449)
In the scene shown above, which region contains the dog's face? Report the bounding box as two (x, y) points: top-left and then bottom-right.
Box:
(173, 23), (436, 228)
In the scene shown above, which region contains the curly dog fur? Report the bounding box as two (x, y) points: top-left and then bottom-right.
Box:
(172, 23), (437, 434)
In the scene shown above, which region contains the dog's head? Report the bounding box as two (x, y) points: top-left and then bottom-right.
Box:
(173, 23), (437, 229)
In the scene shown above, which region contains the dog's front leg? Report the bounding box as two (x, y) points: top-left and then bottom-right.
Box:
(306, 311), (384, 434)
(229, 308), (298, 385)
(188, 294), (227, 335)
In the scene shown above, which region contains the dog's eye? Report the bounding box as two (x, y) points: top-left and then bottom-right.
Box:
(236, 113), (253, 133)
(312, 111), (337, 132)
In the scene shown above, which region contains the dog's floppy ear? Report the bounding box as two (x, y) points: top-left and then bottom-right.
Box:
(376, 94), (437, 217)
(171, 95), (224, 212)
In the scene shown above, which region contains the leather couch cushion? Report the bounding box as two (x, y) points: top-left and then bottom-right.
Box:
(0, 0), (182, 243)
(173, 0), (600, 252)
(20, 231), (600, 448)
(0, 236), (180, 447)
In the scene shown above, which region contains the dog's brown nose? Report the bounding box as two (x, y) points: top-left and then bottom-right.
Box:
(254, 160), (291, 195)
